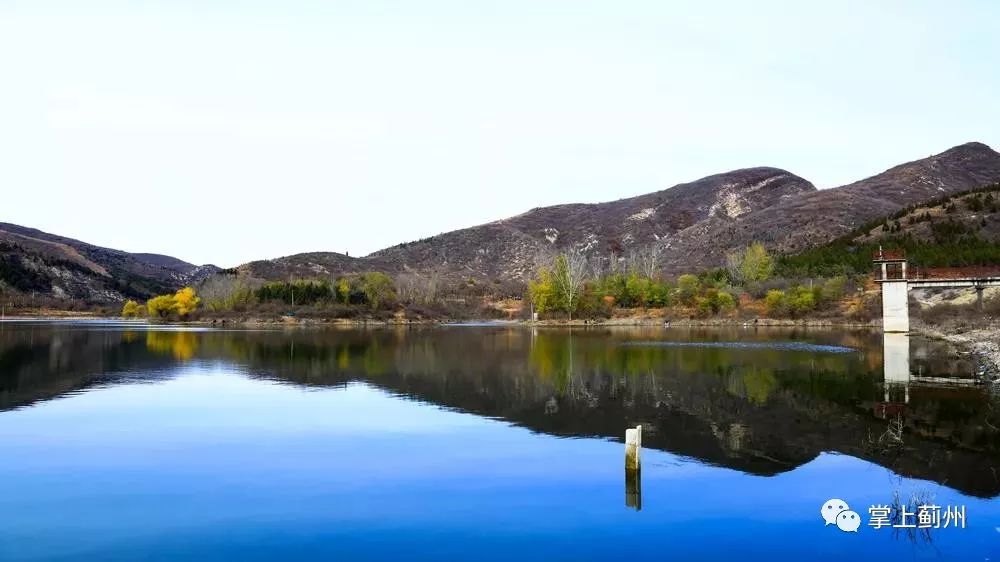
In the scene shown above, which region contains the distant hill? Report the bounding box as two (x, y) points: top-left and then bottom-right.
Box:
(238, 167), (816, 282)
(235, 141), (1000, 285)
(0, 223), (218, 303)
(9, 141), (1000, 305)
(659, 142), (1000, 274)
(236, 251), (380, 280)
(777, 182), (1000, 277)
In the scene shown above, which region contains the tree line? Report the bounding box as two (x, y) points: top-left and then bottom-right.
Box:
(527, 242), (853, 320)
(122, 287), (201, 320)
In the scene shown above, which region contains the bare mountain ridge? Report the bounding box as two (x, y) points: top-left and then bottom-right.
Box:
(7, 141), (1000, 303)
(0, 223), (218, 302)
(239, 166), (816, 280)
(241, 142), (1000, 283)
(659, 142), (1000, 273)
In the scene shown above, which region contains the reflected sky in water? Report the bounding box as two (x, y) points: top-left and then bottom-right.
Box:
(0, 322), (998, 561)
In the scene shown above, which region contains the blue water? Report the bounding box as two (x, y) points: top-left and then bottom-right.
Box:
(0, 324), (998, 560)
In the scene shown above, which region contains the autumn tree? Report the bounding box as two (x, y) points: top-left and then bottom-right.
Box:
(529, 267), (556, 314)
(121, 299), (144, 318)
(173, 287), (201, 317)
(360, 272), (395, 310)
(726, 242), (774, 285)
(147, 295), (176, 319)
(337, 278), (351, 304)
(146, 287), (200, 319)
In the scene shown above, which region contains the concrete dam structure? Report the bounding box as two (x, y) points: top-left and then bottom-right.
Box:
(874, 249), (1000, 332)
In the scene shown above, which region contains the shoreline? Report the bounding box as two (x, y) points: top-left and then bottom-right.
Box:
(0, 311), (883, 329)
(911, 319), (1000, 380)
(191, 315), (882, 329)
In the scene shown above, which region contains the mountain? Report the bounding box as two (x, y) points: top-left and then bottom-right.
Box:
(237, 142), (1000, 284)
(239, 166), (816, 281)
(0, 223), (219, 303)
(776, 182), (1000, 277)
(9, 141), (1000, 304)
(659, 142), (1000, 273)
(236, 251), (377, 280)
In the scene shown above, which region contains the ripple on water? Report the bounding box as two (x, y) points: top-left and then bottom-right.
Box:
(621, 341), (856, 353)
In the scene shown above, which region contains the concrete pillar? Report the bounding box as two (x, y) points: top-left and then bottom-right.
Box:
(881, 280), (909, 333)
(625, 425), (641, 472)
(625, 424), (641, 509)
(977, 287), (984, 311)
(880, 263), (887, 281)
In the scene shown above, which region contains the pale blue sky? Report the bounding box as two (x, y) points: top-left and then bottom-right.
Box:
(2, 1), (998, 267)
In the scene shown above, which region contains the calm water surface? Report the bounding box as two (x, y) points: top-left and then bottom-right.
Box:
(1, 322), (998, 561)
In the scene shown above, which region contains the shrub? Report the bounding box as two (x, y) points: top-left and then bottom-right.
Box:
(765, 290), (787, 316)
(787, 285), (816, 316)
(820, 276), (847, 302)
(676, 274), (700, 305)
(696, 288), (736, 316)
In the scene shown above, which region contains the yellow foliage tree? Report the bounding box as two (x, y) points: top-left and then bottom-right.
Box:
(147, 287), (200, 320)
(147, 295), (176, 319)
(121, 299), (144, 318)
(173, 287), (201, 317)
(529, 268), (555, 313)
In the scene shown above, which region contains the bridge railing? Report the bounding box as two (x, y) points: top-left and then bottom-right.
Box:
(872, 248), (906, 261)
(908, 266), (1000, 280)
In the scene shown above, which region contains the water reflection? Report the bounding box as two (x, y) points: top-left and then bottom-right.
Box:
(881, 333), (911, 410)
(1, 323), (998, 498)
(625, 467), (641, 511)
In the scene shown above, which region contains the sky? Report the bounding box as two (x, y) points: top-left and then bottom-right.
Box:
(1, 1), (998, 267)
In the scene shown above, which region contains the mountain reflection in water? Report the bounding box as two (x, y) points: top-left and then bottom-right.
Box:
(1, 322), (997, 499)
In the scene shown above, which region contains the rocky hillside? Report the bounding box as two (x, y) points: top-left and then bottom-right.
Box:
(0, 223), (218, 303)
(236, 142), (1000, 284)
(239, 167), (816, 281)
(659, 142), (1000, 273)
(10, 141), (1000, 303)
(236, 251), (383, 280)
(777, 182), (1000, 277)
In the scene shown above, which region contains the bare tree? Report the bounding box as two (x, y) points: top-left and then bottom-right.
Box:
(627, 243), (664, 279)
(198, 273), (260, 311)
(588, 254), (608, 280)
(553, 251), (588, 321)
(725, 248), (745, 285)
(396, 269), (442, 304)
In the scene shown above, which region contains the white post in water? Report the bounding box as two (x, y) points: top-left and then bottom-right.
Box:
(625, 425), (642, 472)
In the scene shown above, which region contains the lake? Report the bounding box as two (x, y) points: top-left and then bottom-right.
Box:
(1, 321), (998, 561)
